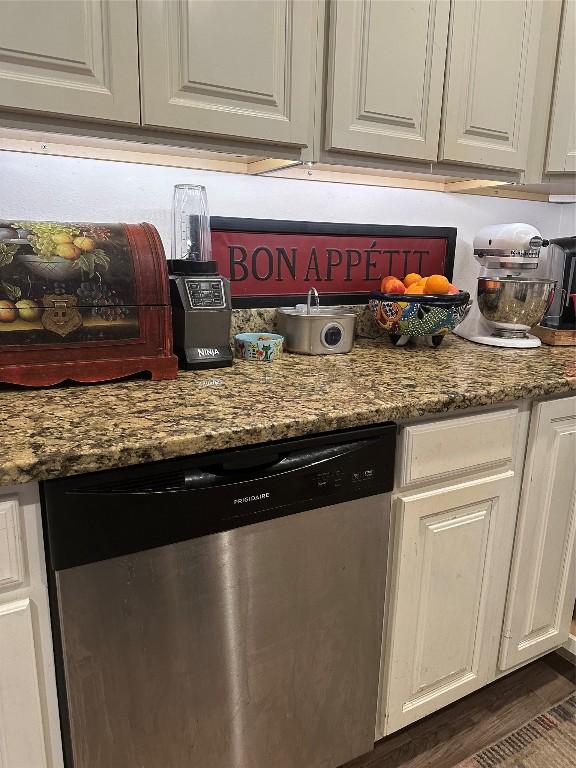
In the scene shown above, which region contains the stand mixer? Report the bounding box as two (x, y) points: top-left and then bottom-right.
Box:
(454, 223), (571, 349)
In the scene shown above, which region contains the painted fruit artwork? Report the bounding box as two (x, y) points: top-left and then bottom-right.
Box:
(0, 221), (140, 345)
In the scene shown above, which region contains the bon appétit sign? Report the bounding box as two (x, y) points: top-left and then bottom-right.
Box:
(210, 218), (456, 307)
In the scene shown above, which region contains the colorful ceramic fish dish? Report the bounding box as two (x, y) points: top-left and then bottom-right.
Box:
(369, 291), (472, 347)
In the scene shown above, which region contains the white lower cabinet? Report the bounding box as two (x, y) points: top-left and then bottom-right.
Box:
(0, 599), (48, 768)
(379, 472), (517, 735)
(379, 396), (576, 738)
(0, 485), (63, 768)
(500, 396), (576, 670)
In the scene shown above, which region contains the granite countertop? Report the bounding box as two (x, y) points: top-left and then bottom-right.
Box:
(1, 335), (575, 487)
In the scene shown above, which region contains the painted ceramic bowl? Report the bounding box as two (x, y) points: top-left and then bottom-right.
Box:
(234, 333), (284, 361)
(369, 291), (472, 347)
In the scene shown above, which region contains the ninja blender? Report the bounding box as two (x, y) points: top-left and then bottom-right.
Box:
(167, 184), (232, 369)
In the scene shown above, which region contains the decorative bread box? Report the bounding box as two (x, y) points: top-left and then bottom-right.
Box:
(0, 220), (178, 386)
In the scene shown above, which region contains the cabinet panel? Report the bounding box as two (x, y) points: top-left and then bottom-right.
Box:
(0, 598), (48, 768)
(326, 0), (450, 160)
(400, 409), (518, 486)
(412, 505), (491, 691)
(139, 0), (319, 146)
(546, 0), (576, 172)
(440, 0), (543, 170)
(500, 396), (576, 670)
(0, 0), (140, 123)
(381, 473), (514, 734)
(0, 497), (24, 590)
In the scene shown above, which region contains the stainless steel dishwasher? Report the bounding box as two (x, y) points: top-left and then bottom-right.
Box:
(42, 423), (396, 768)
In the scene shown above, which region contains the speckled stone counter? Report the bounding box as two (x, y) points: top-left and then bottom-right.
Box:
(1, 336), (575, 486)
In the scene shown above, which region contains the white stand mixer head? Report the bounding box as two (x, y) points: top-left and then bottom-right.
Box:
(473, 223), (545, 273)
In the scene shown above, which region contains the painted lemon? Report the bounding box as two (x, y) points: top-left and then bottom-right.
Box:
(73, 237), (95, 252)
(52, 233), (74, 244)
(15, 299), (42, 322)
(56, 244), (81, 260)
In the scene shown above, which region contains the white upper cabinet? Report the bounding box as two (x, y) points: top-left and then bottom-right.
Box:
(440, 0), (544, 170)
(0, 0), (140, 123)
(546, 0), (576, 172)
(138, 0), (320, 147)
(500, 396), (576, 670)
(326, 0), (450, 161)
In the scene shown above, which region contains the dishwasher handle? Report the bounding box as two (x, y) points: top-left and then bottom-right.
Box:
(185, 440), (371, 489)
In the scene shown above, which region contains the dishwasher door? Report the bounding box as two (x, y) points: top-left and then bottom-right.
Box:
(43, 424), (395, 768)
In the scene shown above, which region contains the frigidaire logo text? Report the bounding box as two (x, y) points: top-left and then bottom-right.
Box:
(198, 348), (220, 358)
(233, 492), (270, 505)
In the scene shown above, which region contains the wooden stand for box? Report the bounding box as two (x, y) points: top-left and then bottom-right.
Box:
(533, 324), (576, 346)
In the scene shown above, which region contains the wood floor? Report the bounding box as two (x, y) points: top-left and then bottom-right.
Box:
(341, 653), (576, 768)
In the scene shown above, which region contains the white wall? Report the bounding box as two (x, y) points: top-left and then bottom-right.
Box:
(1, 150), (574, 291)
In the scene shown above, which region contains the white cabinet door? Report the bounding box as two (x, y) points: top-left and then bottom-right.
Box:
(440, 0), (544, 170)
(546, 0), (576, 173)
(0, 0), (140, 123)
(380, 473), (515, 735)
(0, 497), (24, 591)
(139, 0), (319, 147)
(0, 599), (48, 768)
(500, 396), (576, 670)
(325, 0), (450, 160)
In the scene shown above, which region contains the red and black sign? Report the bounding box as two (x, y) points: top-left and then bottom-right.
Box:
(210, 218), (456, 307)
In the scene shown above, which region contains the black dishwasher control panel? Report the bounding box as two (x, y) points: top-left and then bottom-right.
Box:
(316, 466), (375, 489)
(42, 423), (396, 570)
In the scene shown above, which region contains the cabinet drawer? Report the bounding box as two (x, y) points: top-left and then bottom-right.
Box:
(0, 496), (24, 589)
(399, 409), (518, 486)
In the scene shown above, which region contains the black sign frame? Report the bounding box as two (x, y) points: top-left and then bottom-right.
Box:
(210, 217), (457, 308)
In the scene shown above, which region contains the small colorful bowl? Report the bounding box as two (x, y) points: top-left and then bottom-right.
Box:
(234, 332), (284, 361)
(369, 291), (472, 347)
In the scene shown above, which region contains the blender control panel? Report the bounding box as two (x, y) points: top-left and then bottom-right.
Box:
(185, 278), (226, 309)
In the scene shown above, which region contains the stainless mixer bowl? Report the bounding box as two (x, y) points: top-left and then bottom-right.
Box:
(477, 277), (556, 337)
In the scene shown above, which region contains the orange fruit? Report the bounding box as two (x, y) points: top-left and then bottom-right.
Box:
(407, 284), (425, 295)
(447, 283), (460, 294)
(380, 276), (406, 294)
(403, 272), (422, 288)
(424, 274), (450, 295)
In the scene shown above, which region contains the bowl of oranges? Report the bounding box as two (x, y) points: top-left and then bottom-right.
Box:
(369, 273), (471, 347)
